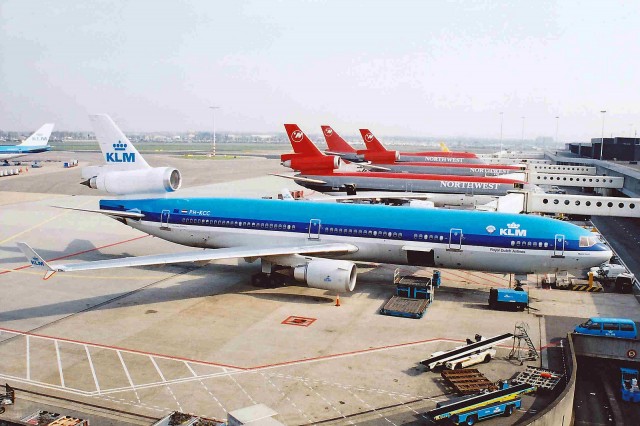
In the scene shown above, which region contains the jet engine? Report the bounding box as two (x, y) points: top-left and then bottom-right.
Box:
(360, 151), (400, 163)
(293, 259), (357, 292)
(82, 167), (182, 195)
(281, 155), (341, 173)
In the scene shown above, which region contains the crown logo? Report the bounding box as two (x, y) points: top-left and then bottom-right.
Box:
(507, 222), (520, 229)
(113, 141), (127, 151)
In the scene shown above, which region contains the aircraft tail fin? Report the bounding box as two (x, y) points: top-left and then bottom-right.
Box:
(16, 242), (57, 280)
(439, 142), (451, 152)
(20, 123), (55, 147)
(321, 125), (357, 153)
(359, 129), (387, 152)
(283, 124), (324, 157)
(89, 114), (149, 170)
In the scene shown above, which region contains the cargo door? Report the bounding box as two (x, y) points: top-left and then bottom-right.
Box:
(160, 210), (171, 230)
(554, 234), (565, 257)
(449, 228), (462, 250)
(308, 219), (321, 240)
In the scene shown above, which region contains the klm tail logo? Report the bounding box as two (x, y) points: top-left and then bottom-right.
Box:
(30, 257), (44, 267)
(106, 141), (135, 163)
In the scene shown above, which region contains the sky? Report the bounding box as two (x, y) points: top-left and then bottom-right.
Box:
(1, 0), (639, 140)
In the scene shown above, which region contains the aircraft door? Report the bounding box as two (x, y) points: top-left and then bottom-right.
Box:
(449, 228), (463, 250)
(161, 210), (171, 230)
(308, 219), (321, 240)
(554, 234), (565, 257)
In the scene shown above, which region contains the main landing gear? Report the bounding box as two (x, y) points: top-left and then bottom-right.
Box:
(251, 272), (287, 288)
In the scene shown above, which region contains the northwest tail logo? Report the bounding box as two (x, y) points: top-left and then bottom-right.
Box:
(106, 141), (135, 163)
(365, 133), (374, 141)
(324, 127), (333, 136)
(290, 130), (304, 143)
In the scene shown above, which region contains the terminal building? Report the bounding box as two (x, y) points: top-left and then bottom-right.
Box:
(568, 137), (640, 161)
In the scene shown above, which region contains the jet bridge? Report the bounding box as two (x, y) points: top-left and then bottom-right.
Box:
(526, 164), (596, 175)
(526, 173), (624, 189)
(491, 191), (640, 218)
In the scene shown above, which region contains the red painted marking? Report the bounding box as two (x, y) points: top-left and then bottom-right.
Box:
(0, 235), (150, 276)
(376, 162), (522, 170)
(282, 316), (317, 327)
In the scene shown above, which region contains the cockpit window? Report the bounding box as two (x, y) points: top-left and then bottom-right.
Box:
(579, 236), (599, 247)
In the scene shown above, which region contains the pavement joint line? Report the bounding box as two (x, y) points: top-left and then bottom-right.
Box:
(117, 350), (142, 403)
(343, 381), (397, 426)
(148, 355), (185, 412)
(85, 345), (101, 394)
(298, 378), (353, 425)
(260, 371), (313, 424)
(227, 370), (257, 406)
(54, 340), (65, 388)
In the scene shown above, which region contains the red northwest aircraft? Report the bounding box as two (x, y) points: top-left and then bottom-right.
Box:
(321, 125), (523, 177)
(358, 128), (487, 164)
(274, 124), (536, 203)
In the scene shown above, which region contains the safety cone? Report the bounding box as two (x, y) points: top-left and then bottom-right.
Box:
(335, 295), (341, 307)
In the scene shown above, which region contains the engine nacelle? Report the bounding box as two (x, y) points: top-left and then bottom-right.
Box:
(360, 151), (400, 163)
(281, 154), (341, 172)
(293, 259), (357, 292)
(83, 167), (182, 195)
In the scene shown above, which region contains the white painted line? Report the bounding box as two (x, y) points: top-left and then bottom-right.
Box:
(149, 356), (167, 382)
(85, 345), (101, 394)
(54, 340), (65, 388)
(117, 350), (141, 403)
(26, 335), (30, 381)
(184, 361), (198, 377)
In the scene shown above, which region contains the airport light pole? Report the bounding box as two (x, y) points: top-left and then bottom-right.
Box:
(553, 116), (559, 153)
(209, 106), (220, 156)
(521, 116), (525, 153)
(600, 110), (606, 160)
(499, 112), (504, 156)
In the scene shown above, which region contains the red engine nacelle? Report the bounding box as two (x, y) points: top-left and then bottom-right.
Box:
(359, 150), (400, 163)
(281, 154), (341, 172)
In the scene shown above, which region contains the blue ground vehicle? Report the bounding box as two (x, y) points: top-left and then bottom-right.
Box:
(621, 368), (640, 402)
(427, 382), (534, 425)
(488, 288), (528, 311)
(574, 317), (637, 339)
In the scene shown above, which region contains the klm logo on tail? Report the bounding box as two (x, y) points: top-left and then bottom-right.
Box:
(106, 141), (135, 163)
(30, 257), (44, 267)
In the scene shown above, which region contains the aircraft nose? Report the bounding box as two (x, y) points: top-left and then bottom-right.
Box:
(597, 247), (614, 264)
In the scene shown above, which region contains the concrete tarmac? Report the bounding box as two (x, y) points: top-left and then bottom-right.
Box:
(0, 155), (639, 425)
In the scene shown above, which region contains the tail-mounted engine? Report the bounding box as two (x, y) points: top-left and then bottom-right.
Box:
(281, 153), (341, 173)
(82, 167), (182, 195)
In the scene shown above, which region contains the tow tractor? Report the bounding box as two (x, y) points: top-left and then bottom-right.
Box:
(427, 381), (535, 425)
(0, 383), (14, 414)
(421, 333), (513, 371)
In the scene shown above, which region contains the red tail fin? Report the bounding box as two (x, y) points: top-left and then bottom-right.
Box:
(359, 129), (387, 152)
(284, 124), (324, 157)
(321, 125), (357, 153)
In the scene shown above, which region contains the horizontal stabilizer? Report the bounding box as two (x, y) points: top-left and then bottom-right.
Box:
(270, 173), (327, 185)
(52, 206), (145, 219)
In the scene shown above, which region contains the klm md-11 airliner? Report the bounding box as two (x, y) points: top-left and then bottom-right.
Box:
(17, 115), (612, 294)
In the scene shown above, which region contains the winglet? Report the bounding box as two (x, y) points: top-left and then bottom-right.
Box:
(359, 129), (387, 152)
(16, 242), (57, 280)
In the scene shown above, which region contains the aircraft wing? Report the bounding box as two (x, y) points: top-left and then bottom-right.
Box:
(17, 242), (358, 280)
